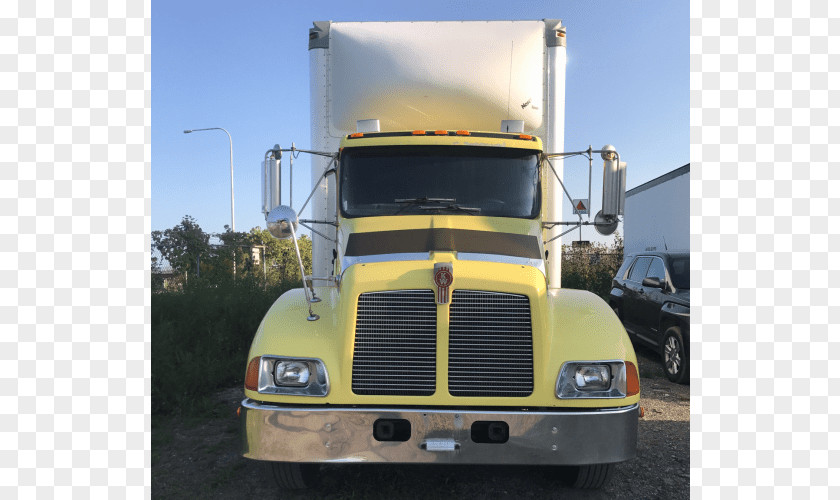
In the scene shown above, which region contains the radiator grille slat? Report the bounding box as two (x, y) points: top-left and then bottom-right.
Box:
(448, 290), (533, 397)
(352, 290), (436, 395)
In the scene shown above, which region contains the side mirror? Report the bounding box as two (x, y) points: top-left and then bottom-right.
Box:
(600, 144), (626, 218)
(266, 205), (299, 240)
(642, 277), (668, 291)
(261, 154), (281, 217)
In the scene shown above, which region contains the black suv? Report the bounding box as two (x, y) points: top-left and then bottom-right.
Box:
(609, 252), (690, 384)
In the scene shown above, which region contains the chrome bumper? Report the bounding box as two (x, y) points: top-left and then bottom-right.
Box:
(241, 400), (638, 465)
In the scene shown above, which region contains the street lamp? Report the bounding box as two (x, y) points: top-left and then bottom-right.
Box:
(184, 127), (236, 277)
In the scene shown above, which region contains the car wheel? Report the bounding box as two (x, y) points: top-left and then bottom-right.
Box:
(268, 462), (320, 490)
(559, 463), (615, 489)
(662, 326), (689, 384)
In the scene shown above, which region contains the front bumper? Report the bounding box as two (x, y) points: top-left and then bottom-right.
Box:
(241, 400), (638, 465)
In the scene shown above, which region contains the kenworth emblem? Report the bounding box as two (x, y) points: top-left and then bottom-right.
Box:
(434, 263), (453, 305)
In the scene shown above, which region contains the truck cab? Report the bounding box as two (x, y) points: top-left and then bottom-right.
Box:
(241, 129), (639, 490)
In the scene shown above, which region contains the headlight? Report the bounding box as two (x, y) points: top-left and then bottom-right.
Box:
(574, 365), (611, 391)
(556, 360), (628, 399)
(254, 356), (329, 396)
(275, 361), (311, 386)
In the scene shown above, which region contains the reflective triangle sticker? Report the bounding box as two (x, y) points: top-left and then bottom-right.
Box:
(572, 199), (589, 215)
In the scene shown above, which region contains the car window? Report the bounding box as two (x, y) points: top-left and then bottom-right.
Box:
(616, 257), (633, 280)
(668, 256), (690, 289)
(628, 257), (651, 282)
(645, 257), (667, 282)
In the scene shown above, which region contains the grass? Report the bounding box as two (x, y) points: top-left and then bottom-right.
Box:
(152, 275), (295, 416)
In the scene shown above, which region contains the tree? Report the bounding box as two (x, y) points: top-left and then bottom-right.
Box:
(244, 226), (312, 284)
(151, 215), (210, 278)
(561, 233), (624, 299)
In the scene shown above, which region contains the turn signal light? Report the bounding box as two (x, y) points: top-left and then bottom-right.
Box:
(245, 356), (261, 391)
(625, 361), (640, 396)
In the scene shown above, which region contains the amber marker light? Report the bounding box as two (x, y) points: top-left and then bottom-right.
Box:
(349, 132), (364, 138)
(412, 130), (426, 135)
(625, 361), (640, 396)
(245, 356), (261, 391)
(455, 130), (470, 136)
(519, 134), (533, 140)
(434, 130), (448, 135)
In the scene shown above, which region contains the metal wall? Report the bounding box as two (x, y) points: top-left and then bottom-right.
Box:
(623, 164), (690, 255)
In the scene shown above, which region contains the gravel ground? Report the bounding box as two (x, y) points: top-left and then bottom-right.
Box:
(152, 345), (688, 499)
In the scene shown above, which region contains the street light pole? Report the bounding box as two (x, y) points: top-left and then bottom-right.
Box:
(184, 127), (236, 278)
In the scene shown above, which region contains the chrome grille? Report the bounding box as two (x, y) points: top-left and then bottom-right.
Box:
(448, 290), (533, 397)
(352, 290), (437, 395)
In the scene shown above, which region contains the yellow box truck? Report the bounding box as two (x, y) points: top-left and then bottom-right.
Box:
(242, 20), (636, 490)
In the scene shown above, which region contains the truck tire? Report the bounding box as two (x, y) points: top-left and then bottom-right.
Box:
(267, 462), (320, 490)
(560, 463), (614, 489)
(662, 326), (689, 384)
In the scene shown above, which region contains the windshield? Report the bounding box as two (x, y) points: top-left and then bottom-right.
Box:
(668, 256), (690, 289)
(339, 146), (540, 218)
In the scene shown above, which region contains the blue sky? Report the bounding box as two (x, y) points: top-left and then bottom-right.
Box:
(153, 1), (687, 243)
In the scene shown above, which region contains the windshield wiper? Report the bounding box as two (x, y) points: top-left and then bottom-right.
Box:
(393, 197), (457, 215)
(417, 203), (480, 215)
(394, 197), (457, 204)
(393, 197), (480, 215)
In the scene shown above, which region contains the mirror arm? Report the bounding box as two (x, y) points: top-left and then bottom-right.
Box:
(300, 219), (338, 227)
(299, 221), (336, 243)
(544, 157), (583, 223)
(286, 219), (320, 321)
(296, 158), (338, 216)
(545, 223), (583, 244)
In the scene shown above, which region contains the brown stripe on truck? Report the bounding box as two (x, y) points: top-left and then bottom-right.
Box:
(344, 228), (541, 259)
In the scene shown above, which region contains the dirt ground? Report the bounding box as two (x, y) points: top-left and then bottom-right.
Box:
(152, 345), (689, 499)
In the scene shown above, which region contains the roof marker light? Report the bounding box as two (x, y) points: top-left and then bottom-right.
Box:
(349, 133), (364, 138)
(412, 130), (426, 135)
(456, 130), (470, 136)
(434, 130), (448, 135)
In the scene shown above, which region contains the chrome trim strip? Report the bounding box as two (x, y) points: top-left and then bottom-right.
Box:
(241, 401), (638, 465)
(242, 399), (639, 415)
(341, 252), (546, 275)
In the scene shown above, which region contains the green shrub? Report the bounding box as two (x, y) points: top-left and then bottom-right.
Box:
(152, 275), (296, 415)
(561, 235), (624, 300)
